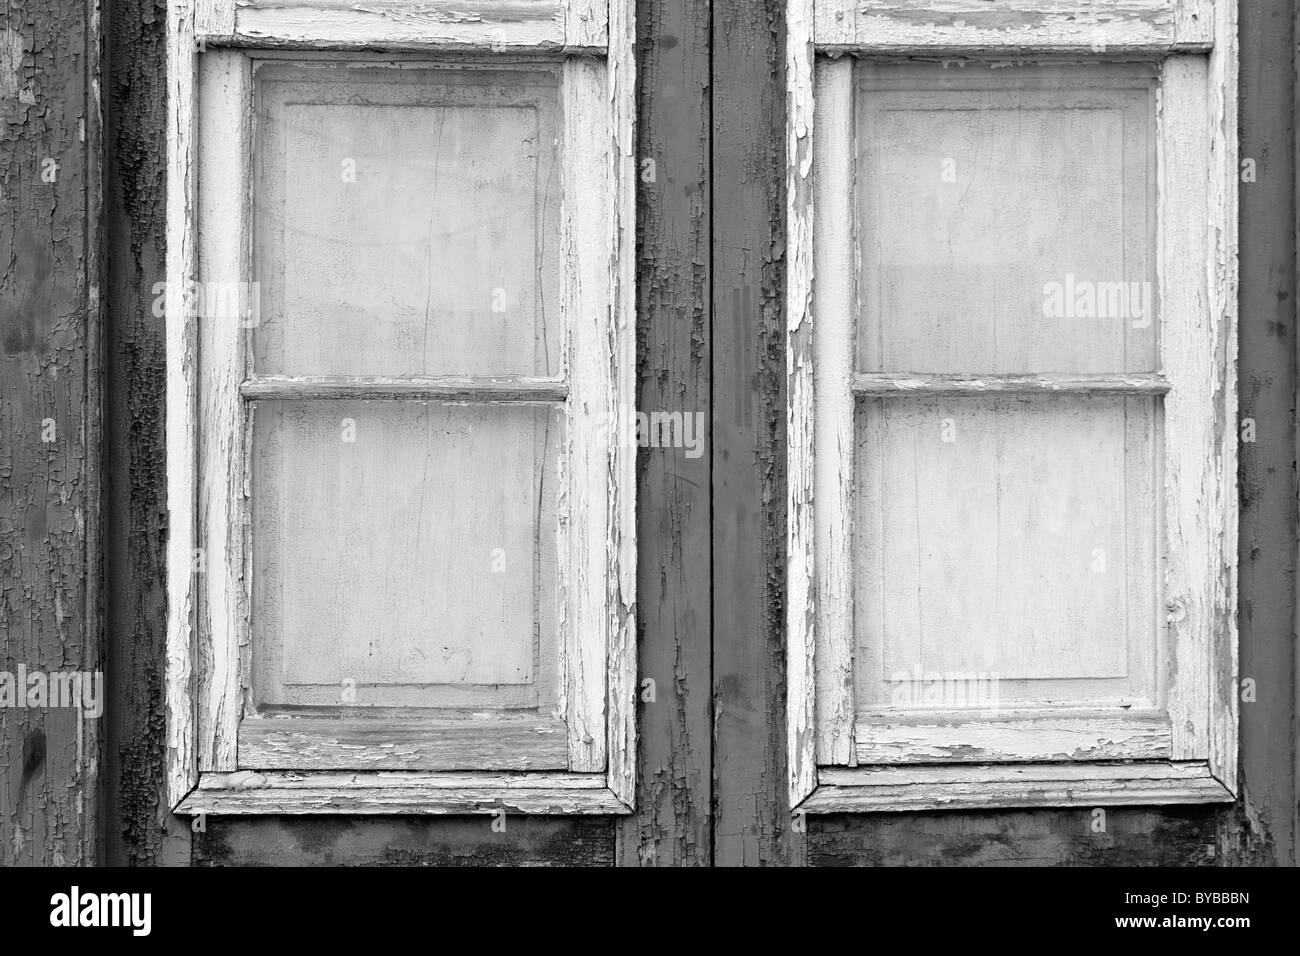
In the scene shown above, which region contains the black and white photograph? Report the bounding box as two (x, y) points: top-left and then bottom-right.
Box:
(0, 0), (1293, 925)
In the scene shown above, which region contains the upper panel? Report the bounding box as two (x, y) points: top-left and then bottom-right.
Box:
(253, 61), (562, 378)
(856, 62), (1157, 375)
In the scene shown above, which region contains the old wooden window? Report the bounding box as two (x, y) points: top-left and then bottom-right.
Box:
(164, 1), (636, 815)
(786, 0), (1238, 811)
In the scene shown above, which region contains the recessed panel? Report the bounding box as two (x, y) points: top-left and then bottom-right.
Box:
(856, 62), (1157, 375)
(251, 400), (560, 710)
(855, 395), (1159, 710)
(254, 61), (562, 378)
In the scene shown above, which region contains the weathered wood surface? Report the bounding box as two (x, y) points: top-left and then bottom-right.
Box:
(714, 0), (802, 865)
(616, 0), (712, 866)
(0, 0), (101, 865)
(1234, 0), (1297, 865)
(193, 815), (614, 866)
(79, 0), (1300, 866)
(103, 0), (192, 866)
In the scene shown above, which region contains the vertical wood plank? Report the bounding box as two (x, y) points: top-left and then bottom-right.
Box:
(561, 57), (611, 773)
(714, 0), (805, 863)
(196, 51), (250, 773)
(783, 0), (819, 812)
(1206, 0), (1239, 793)
(164, 0), (200, 808)
(606, 0), (639, 807)
(1235, 0), (1296, 865)
(1159, 16), (1237, 785)
(104, 0), (194, 866)
(812, 58), (854, 765)
(0, 0), (102, 866)
(616, 0), (713, 863)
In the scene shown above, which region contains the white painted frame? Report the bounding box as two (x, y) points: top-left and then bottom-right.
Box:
(787, 0), (1237, 811)
(165, 0), (637, 815)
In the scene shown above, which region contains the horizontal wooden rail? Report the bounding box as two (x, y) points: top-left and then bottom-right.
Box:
(240, 376), (568, 402)
(851, 372), (1171, 397)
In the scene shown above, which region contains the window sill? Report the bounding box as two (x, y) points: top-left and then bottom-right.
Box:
(174, 771), (632, 816)
(797, 761), (1235, 814)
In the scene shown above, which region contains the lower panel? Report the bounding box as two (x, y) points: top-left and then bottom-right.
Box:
(801, 762), (1234, 813)
(239, 716), (570, 770)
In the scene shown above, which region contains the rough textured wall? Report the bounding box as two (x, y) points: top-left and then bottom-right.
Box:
(0, 0), (101, 866)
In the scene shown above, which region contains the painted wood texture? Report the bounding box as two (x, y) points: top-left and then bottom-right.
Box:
(238, 716), (569, 769)
(785, 0), (819, 814)
(179, 770), (628, 814)
(1235, 0), (1297, 865)
(103, 0), (194, 866)
(0, 0), (102, 865)
(814, 0), (1211, 52)
(714, 0), (803, 863)
(617, 0), (713, 865)
(853, 373), (1170, 396)
(196, 49), (250, 775)
(854, 714), (1172, 764)
(193, 815), (615, 865)
(196, 0), (607, 52)
(808, 762), (1234, 812)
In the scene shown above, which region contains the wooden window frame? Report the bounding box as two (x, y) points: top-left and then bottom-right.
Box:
(163, 0), (637, 816)
(785, 0), (1239, 812)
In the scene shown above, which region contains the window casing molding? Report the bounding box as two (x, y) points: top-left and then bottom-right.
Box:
(785, 0), (1238, 812)
(164, 0), (637, 815)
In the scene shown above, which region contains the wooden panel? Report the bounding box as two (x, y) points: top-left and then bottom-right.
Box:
(716, 0), (804, 862)
(806, 761), (1235, 813)
(814, 0), (1200, 53)
(1159, 50), (1237, 781)
(104, 0), (195, 864)
(0, 0), (102, 865)
(165, 6), (201, 808)
(1237, 0), (1297, 865)
(854, 713), (1172, 763)
(618, 0), (713, 863)
(253, 61), (561, 379)
(812, 57), (855, 765)
(856, 61), (1157, 376)
(251, 401), (560, 711)
(221, 1), (588, 52)
(785, 0), (819, 812)
(239, 716), (569, 769)
(240, 376), (567, 402)
(560, 57), (612, 773)
(197, 51), (252, 773)
(193, 816), (614, 866)
(854, 373), (1170, 396)
(196, 0), (235, 35)
(604, 0), (638, 807)
(856, 395), (1158, 708)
